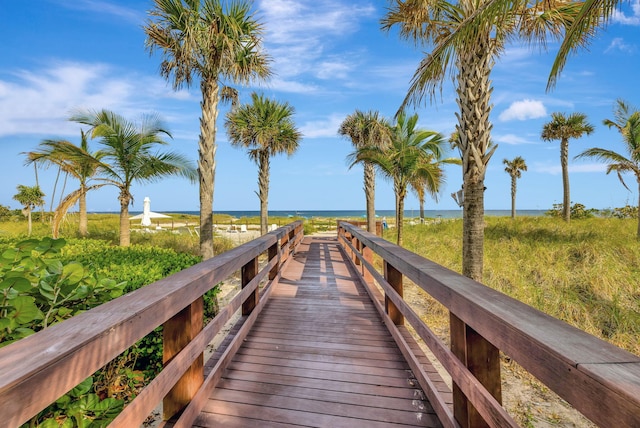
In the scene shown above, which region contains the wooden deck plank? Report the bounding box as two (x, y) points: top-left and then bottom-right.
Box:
(198, 236), (443, 427)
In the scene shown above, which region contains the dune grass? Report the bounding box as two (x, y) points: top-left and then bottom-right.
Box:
(397, 216), (640, 355)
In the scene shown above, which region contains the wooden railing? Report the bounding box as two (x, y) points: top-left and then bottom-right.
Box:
(338, 221), (640, 428)
(0, 221), (303, 428)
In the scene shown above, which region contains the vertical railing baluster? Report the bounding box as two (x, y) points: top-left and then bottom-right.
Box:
(162, 297), (203, 420)
(268, 240), (279, 280)
(384, 261), (404, 325)
(242, 257), (259, 315)
(450, 313), (501, 428)
(362, 244), (373, 284)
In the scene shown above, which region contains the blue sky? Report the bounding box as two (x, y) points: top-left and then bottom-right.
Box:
(1, 0), (639, 213)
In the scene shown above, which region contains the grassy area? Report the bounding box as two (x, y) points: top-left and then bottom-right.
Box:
(397, 216), (640, 355)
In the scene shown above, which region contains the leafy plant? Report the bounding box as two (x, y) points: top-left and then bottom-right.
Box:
(0, 238), (126, 346)
(545, 202), (597, 219)
(28, 377), (124, 428)
(611, 204), (638, 219)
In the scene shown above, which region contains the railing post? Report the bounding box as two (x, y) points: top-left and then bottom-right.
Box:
(384, 261), (404, 325)
(162, 297), (203, 420)
(268, 241), (279, 280)
(362, 244), (373, 284)
(353, 237), (361, 265)
(450, 313), (502, 428)
(242, 256), (259, 315)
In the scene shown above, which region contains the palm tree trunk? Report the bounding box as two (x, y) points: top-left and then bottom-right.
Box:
(561, 138), (570, 222)
(259, 152), (270, 235)
(27, 208), (32, 237)
(396, 184), (405, 246)
(199, 78), (220, 259)
(119, 191), (131, 247)
(34, 164), (45, 224)
(79, 183), (88, 237)
(50, 167), (61, 215)
(511, 176), (516, 219)
(419, 197), (425, 224)
(636, 180), (640, 239)
(364, 162), (376, 233)
(456, 41), (494, 282)
(463, 181), (484, 281)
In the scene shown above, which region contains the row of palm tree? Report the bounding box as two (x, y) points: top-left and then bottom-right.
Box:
(340, 111), (460, 246)
(137, 0), (617, 279)
(144, 0), (271, 260)
(26, 110), (197, 246)
(504, 100), (640, 239)
(380, 0), (607, 282)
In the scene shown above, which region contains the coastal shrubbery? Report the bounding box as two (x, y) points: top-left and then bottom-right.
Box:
(0, 236), (207, 426)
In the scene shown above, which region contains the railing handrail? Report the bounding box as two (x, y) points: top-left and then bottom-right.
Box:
(338, 221), (640, 428)
(0, 221), (303, 427)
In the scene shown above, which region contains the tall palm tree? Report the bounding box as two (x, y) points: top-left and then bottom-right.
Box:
(70, 109), (197, 246)
(225, 93), (302, 235)
(25, 131), (105, 238)
(576, 99), (640, 238)
(503, 156), (527, 219)
(350, 112), (447, 246)
(382, 0), (587, 281)
(541, 112), (594, 222)
(13, 185), (45, 237)
(338, 110), (391, 233)
(144, 0), (271, 260)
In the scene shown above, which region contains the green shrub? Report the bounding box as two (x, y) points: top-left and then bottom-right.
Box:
(545, 202), (598, 219)
(0, 238), (127, 427)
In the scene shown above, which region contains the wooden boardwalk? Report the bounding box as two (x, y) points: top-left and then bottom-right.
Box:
(196, 236), (442, 427)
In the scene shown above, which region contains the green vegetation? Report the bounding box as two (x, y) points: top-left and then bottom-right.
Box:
(398, 216), (640, 355)
(226, 92), (302, 235)
(0, 225), (214, 426)
(144, 0), (272, 260)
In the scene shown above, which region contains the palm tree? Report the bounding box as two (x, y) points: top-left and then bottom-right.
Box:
(338, 110), (391, 233)
(541, 112), (594, 222)
(25, 131), (105, 238)
(576, 99), (640, 238)
(503, 156), (528, 219)
(412, 155), (461, 223)
(382, 0), (587, 281)
(144, 0), (271, 260)
(225, 93), (302, 235)
(70, 109), (197, 246)
(350, 112), (447, 246)
(13, 185), (45, 236)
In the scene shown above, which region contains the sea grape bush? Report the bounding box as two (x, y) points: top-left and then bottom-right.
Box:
(60, 239), (201, 292)
(0, 237), (126, 346)
(0, 237), (210, 426)
(0, 238), (127, 426)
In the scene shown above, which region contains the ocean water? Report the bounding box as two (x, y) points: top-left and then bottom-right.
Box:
(152, 209), (547, 219)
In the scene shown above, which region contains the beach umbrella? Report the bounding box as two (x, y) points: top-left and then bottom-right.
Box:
(129, 196), (170, 226)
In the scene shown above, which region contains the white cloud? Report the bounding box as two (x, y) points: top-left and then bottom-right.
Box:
(611, 0), (640, 25)
(266, 78), (319, 94)
(49, 0), (143, 24)
(0, 61), (188, 138)
(258, 1), (376, 90)
(499, 99), (547, 121)
(316, 60), (353, 80)
(605, 37), (637, 54)
(299, 113), (346, 138)
(494, 134), (534, 145)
